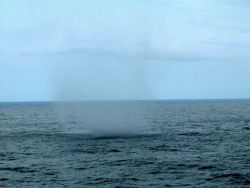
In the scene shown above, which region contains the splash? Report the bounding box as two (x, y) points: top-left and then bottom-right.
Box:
(55, 102), (150, 138)
(85, 112), (145, 138)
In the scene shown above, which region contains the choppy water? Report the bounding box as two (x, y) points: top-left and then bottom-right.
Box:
(0, 100), (250, 187)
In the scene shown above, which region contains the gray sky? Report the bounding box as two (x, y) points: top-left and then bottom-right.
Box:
(1, 0), (250, 101)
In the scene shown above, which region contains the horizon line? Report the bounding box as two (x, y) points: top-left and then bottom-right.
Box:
(1, 98), (250, 103)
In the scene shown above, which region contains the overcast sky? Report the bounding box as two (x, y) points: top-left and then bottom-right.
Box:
(0, 0), (250, 101)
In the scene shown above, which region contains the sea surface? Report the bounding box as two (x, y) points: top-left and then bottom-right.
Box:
(0, 100), (250, 187)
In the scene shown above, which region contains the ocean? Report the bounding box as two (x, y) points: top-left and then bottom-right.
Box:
(0, 100), (249, 187)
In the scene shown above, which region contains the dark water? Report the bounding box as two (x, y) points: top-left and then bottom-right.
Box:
(0, 100), (250, 187)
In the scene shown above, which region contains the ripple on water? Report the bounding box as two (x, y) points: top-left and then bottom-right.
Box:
(207, 172), (250, 185)
(1, 100), (250, 187)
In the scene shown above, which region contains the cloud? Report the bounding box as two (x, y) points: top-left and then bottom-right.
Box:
(1, 0), (250, 62)
(1, 0), (250, 101)
(37, 44), (206, 62)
